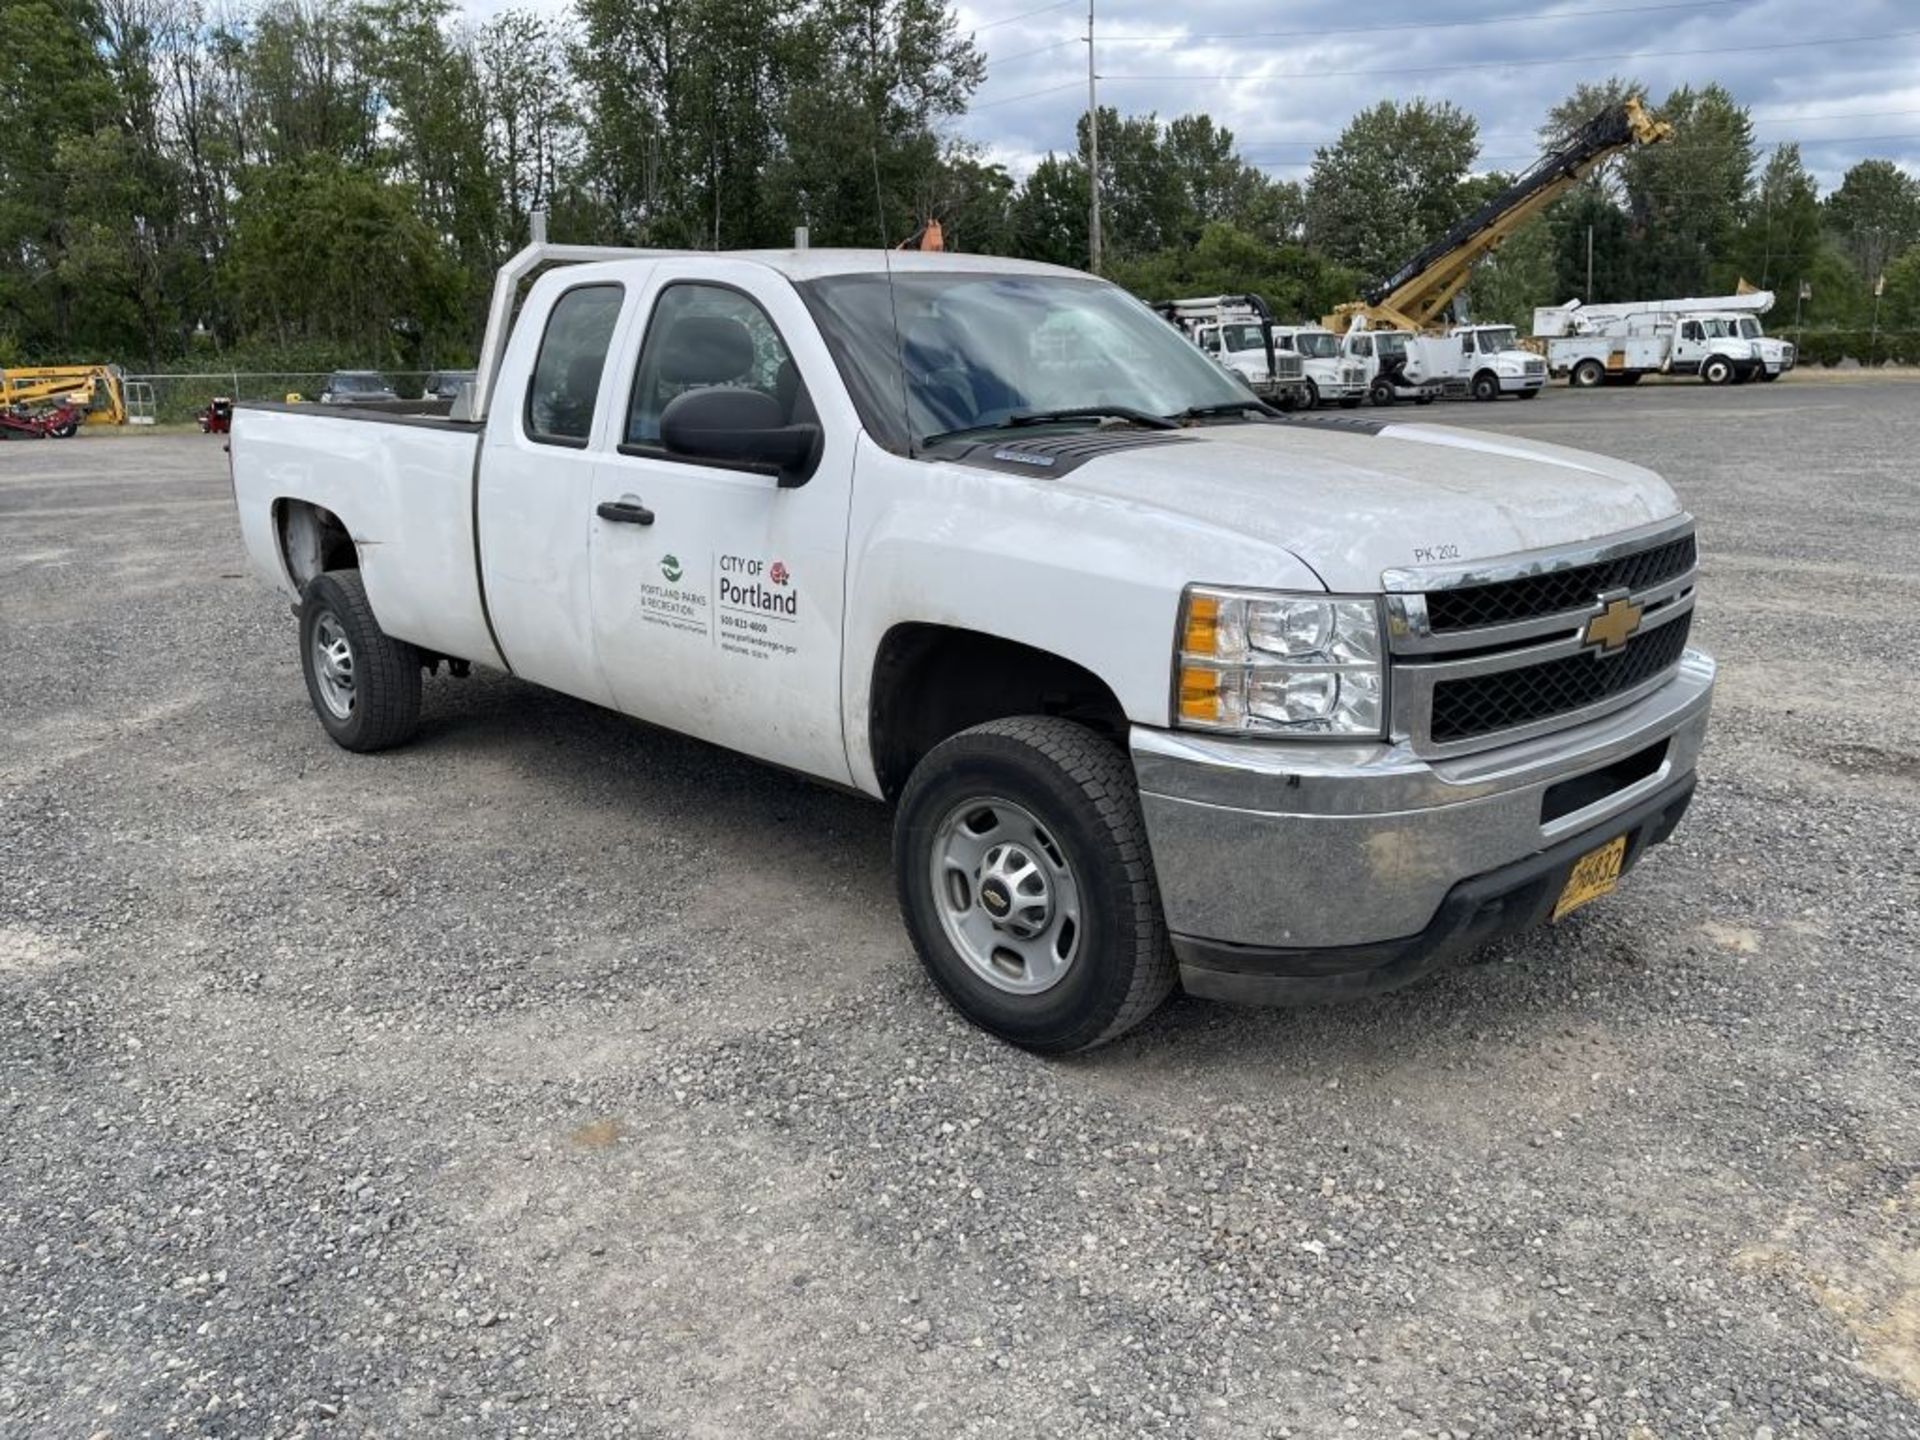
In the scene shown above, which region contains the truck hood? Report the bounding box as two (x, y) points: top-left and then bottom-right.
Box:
(1054, 419), (1681, 592)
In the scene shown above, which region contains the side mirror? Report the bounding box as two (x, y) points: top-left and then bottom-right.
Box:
(660, 387), (820, 487)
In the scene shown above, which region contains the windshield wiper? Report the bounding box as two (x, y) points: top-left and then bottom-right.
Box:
(1167, 399), (1281, 422)
(920, 405), (1179, 449)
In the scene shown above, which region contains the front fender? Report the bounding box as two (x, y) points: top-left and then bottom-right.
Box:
(840, 443), (1322, 795)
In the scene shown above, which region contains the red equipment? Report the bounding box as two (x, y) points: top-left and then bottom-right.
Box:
(0, 401), (80, 439)
(199, 397), (234, 434)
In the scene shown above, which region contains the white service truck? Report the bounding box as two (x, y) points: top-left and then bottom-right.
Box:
(1535, 300), (1768, 387)
(1269, 325), (1370, 408)
(1342, 325), (1445, 406)
(1443, 324), (1548, 401)
(1152, 295), (1310, 409)
(230, 243), (1715, 1053)
(1536, 291), (1792, 380)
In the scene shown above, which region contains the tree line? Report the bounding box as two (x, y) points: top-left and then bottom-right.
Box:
(4, 0), (1918, 371)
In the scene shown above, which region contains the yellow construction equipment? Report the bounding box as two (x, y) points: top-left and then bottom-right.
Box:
(1323, 97), (1672, 334)
(0, 365), (129, 425)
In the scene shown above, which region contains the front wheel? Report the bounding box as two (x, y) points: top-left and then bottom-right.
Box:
(1368, 378), (1396, 407)
(1471, 371), (1500, 402)
(299, 570), (423, 753)
(1702, 356), (1733, 385)
(1302, 378), (1320, 410)
(893, 717), (1175, 1054)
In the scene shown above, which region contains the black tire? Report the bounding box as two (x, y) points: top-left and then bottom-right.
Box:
(1276, 386), (1301, 412)
(1471, 370), (1500, 402)
(1758, 370), (1779, 382)
(1571, 358), (1605, 389)
(1302, 378), (1320, 410)
(893, 717), (1175, 1054)
(1368, 378), (1396, 407)
(1702, 355), (1733, 386)
(299, 570), (423, 753)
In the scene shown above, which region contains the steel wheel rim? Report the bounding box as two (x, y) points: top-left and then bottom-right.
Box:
(929, 795), (1082, 996)
(311, 608), (355, 721)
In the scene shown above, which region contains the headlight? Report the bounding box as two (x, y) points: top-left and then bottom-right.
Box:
(1175, 586), (1386, 736)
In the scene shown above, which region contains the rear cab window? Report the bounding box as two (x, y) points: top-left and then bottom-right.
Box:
(525, 284), (625, 447)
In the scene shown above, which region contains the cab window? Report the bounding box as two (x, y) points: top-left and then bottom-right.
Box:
(626, 284), (812, 448)
(525, 284), (624, 446)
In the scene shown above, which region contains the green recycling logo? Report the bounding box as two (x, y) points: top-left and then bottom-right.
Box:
(660, 553), (682, 583)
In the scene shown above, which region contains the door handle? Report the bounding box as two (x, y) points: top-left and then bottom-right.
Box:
(597, 500), (655, 526)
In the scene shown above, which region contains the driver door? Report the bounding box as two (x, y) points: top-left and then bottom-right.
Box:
(587, 264), (856, 784)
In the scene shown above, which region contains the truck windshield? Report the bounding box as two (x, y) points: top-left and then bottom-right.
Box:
(798, 270), (1256, 451)
(1737, 318), (1761, 338)
(1473, 328), (1517, 353)
(1219, 323), (1266, 353)
(1294, 332), (1339, 358)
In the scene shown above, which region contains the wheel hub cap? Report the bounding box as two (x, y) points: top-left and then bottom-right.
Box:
(930, 798), (1081, 995)
(311, 610), (356, 720)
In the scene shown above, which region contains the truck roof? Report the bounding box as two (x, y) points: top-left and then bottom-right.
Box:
(537, 248), (1085, 285)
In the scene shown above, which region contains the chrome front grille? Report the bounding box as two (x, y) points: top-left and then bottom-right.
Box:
(1382, 519), (1699, 755)
(1524, 358), (1546, 377)
(1273, 353), (1305, 382)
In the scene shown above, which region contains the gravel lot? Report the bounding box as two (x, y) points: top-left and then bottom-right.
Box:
(3, 381), (1918, 1439)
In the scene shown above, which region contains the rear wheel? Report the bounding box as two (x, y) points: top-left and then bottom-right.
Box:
(1571, 358), (1606, 389)
(893, 717), (1174, 1054)
(1471, 371), (1500, 402)
(299, 570), (423, 753)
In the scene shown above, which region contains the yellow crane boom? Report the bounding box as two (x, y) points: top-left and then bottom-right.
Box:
(1323, 97), (1672, 334)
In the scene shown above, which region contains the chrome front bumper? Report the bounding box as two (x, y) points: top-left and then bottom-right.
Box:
(1132, 651), (1715, 997)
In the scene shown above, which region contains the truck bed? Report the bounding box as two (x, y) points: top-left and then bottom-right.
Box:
(230, 401), (504, 670)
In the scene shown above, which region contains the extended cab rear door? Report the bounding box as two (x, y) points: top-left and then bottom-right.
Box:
(587, 260), (857, 785)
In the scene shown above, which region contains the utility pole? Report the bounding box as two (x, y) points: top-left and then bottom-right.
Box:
(1585, 224), (1594, 300)
(1087, 0), (1101, 273)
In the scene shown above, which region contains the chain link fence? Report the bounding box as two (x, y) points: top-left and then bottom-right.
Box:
(123, 371), (438, 425)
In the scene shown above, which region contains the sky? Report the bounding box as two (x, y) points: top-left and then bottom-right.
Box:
(938, 0), (1920, 191)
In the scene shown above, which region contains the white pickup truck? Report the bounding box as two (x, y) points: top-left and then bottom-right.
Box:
(231, 243), (1715, 1053)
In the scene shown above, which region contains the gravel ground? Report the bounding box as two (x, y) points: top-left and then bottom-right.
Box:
(3, 381), (1917, 1439)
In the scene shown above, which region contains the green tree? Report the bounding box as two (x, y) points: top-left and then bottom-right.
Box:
(1619, 83), (1754, 295)
(1304, 99), (1480, 284)
(1882, 242), (1920, 330)
(1824, 159), (1920, 286)
(1726, 144), (1821, 295)
(1009, 153), (1087, 268)
(1103, 221), (1358, 322)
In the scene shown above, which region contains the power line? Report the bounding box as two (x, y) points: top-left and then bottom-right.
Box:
(1234, 124), (1920, 157)
(967, 0), (1076, 33)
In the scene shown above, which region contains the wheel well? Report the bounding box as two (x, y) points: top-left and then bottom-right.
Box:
(1475, 367), (1499, 385)
(868, 625), (1129, 801)
(276, 500), (357, 588)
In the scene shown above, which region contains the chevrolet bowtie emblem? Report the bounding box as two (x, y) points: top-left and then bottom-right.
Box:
(1582, 593), (1644, 655)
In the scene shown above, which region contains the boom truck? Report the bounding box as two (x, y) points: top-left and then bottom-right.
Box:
(1535, 289), (1792, 383)
(225, 238), (1715, 1053)
(0, 365), (131, 427)
(1322, 98), (1674, 403)
(1150, 295), (1310, 409)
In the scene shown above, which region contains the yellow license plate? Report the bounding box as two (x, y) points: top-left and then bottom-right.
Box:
(1552, 835), (1628, 922)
